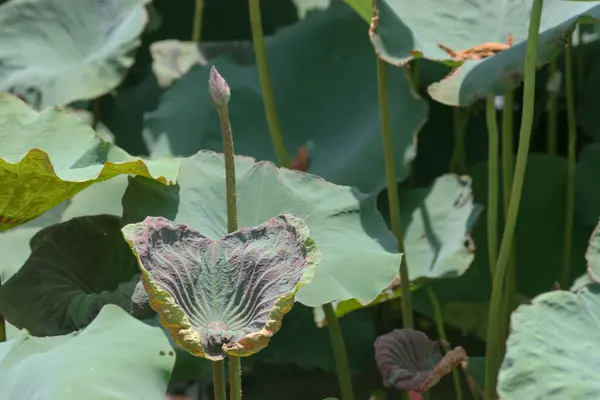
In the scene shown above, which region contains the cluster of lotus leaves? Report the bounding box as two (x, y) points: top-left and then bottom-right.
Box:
(121, 214), (321, 360)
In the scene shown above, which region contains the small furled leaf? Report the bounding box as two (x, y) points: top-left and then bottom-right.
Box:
(0, 305), (174, 400)
(122, 214), (320, 360)
(374, 328), (467, 392)
(0, 0), (149, 108)
(0, 94), (179, 231)
(0, 215), (153, 336)
(498, 284), (600, 399)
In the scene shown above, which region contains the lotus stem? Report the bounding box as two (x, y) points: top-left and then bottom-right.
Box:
(562, 37), (576, 289)
(376, 53), (413, 329)
(546, 58), (558, 155)
(576, 25), (584, 91)
(212, 360), (227, 400)
(248, 0), (292, 167)
(426, 286), (463, 400)
(485, 95), (499, 276)
(450, 106), (470, 174)
(501, 91), (514, 216)
(323, 303), (355, 400)
(0, 313), (5, 343)
(192, 0), (205, 42)
(500, 91), (517, 357)
(210, 66), (241, 399)
(484, 0), (544, 398)
(229, 355), (242, 400)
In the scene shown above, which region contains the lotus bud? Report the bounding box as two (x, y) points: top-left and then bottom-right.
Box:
(208, 66), (230, 107)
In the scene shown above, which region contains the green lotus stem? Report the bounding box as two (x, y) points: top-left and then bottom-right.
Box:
(426, 286), (463, 400)
(0, 316), (5, 343)
(547, 58), (558, 155)
(577, 25), (584, 91)
(501, 92), (514, 211)
(562, 37), (576, 289)
(229, 355), (242, 400)
(376, 57), (413, 328)
(500, 91), (517, 357)
(210, 66), (242, 399)
(450, 107), (471, 174)
(485, 95), (499, 275)
(323, 303), (355, 400)
(248, 0), (292, 168)
(484, 0), (544, 398)
(213, 360), (227, 400)
(192, 0), (205, 42)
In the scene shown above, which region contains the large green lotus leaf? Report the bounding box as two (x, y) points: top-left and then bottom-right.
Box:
(0, 0), (150, 109)
(372, 0), (600, 106)
(0, 205), (65, 340)
(122, 214), (320, 360)
(121, 151), (401, 307)
(313, 173), (482, 325)
(411, 155), (592, 339)
(0, 304), (174, 400)
(0, 94), (179, 231)
(574, 143), (600, 226)
(0, 214), (153, 336)
(498, 284), (600, 398)
(144, 1), (427, 193)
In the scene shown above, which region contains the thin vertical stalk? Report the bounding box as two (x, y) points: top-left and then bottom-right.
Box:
(192, 0), (205, 42)
(484, 1), (544, 398)
(248, 0), (292, 167)
(210, 66), (241, 400)
(562, 37), (576, 289)
(212, 360), (227, 400)
(323, 303), (355, 400)
(426, 286), (464, 400)
(229, 355), (242, 400)
(547, 59), (559, 155)
(486, 95), (499, 275)
(377, 58), (413, 328)
(501, 91), (514, 210)
(576, 25), (584, 92)
(499, 91), (517, 358)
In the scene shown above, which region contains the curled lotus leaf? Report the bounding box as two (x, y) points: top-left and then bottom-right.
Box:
(374, 328), (467, 392)
(122, 214), (320, 360)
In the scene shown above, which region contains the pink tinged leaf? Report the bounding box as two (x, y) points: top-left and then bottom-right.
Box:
(122, 214), (320, 361)
(374, 328), (468, 392)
